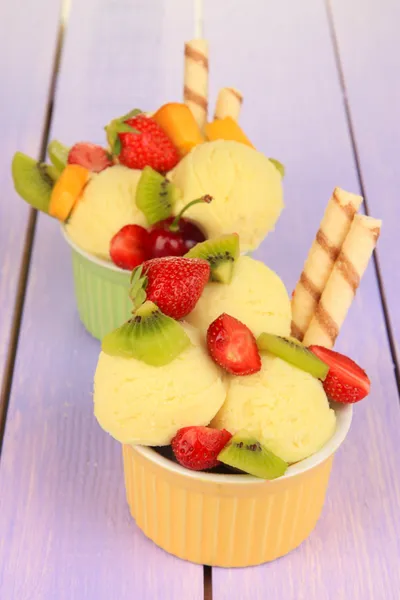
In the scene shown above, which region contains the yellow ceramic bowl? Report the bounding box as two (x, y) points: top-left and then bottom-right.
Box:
(123, 403), (352, 567)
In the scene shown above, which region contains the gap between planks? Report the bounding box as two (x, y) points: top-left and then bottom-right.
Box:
(324, 0), (400, 396)
(0, 1), (70, 455)
(204, 565), (212, 600)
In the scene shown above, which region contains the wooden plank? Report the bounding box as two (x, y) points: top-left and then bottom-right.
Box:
(0, 0), (62, 425)
(328, 0), (400, 361)
(0, 1), (203, 599)
(203, 1), (400, 598)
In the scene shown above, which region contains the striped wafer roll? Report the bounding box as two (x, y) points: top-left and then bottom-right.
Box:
(184, 39), (209, 130)
(303, 214), (381, 348)
(291, 187), (363, 341)
(214, 87), (243, 121)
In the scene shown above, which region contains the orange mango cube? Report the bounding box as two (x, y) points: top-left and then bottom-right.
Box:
(49, 164), (90, 221)
(205, 117), (254, 147)
(152, 103), (205, 156)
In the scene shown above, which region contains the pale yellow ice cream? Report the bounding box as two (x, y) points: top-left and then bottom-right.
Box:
(169, 140), (283, 252)
(212, 355), (336, 463)
(66, 165), (147, 260)
(94, 324), (226, 446)
(186, 256), (291, 338)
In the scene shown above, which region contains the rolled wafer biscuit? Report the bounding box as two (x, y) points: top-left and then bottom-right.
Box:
(291, 187), (363, 341)
(184, 39), (209, 130)
(303, 214), (381, 348)
(214, 87), (243, 121)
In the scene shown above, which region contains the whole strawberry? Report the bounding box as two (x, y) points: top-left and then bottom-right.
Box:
(130, 256), (210, 320)
(172, 426), (232, 471)
(105, 109), (179, 173)
(309, 345), (370, 403)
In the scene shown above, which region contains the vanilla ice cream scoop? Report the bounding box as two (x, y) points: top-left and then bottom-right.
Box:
(212, 355), (336, 463)
(94, 324), (226, 446)
(186, 255), (291, 338)
(169, 140), (284, 252)
(66, 165), (146, 260)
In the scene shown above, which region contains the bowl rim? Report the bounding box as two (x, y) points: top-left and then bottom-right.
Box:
(61, 224), (251, 273)
(133, 402), (353, 485)
(61, 224), (129, 274)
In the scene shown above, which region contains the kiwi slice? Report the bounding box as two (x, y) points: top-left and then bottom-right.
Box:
(184, 234), (240, 283)
(136, 166), (179, 225)
(11, 151), (58, 213)
(218, 431), (288, 479)
(269, 158), (285, 178)
(48, 140), (69, 173)
(257, 333), (329, 380)
(102, 301), (190, 366)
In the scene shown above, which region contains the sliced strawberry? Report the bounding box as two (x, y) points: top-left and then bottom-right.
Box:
(130, 256), (210, 320)
(309, 345), (370, 403)
(207, 313), (262, 376)
(109, 225), (150, 270)
(171, 426), (232, 471)
(106, 111), (180, 173)
(68, 142), (112, 173)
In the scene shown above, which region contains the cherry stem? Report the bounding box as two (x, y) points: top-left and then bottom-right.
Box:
(169, 195), (213, 232)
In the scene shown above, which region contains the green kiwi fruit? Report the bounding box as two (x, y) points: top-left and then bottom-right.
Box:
(184, 233), (240, 283)
(48, 140), (70, 173)
(257, 333), (329, 380)
(101, 301), (190, 366)
(11, 152), (58, 213)
(136, 166), (179, 225)
(269, 158), (285, 178)
(218, 430), (288, 479)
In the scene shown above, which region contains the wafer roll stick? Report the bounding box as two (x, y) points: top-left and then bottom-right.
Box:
(214, 87), (243, 121)
(291, 188), (363, 341)
(184, 39), (209, 130)
(303, 214), (381, 348)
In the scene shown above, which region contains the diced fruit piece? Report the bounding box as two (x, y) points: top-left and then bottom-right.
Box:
(68, 142), (112, 173)
(102, 301), (190, 366)
(11, 152), (57, 213)
(185, 233), (240, 283)
(136, 166), (178, 226)
(309, 345), (370, 403)
(110, 224), (150, 270)
(171, 426), (232, 471)
(207, 313), (261, 376)
(269, 158), (285, 178)
(218, 431), (288, 479)
(49, 164), (90, 221)
(130, 256), (210, 320)
(257, 333), (329, 380)
(152, 102), (205, 157)
(205, 117), (253, 147)
(48, 140), (69, 173)
(147, 195), (211, 258)
(105, 110), (180, 172)
(46, 165), (61, 181)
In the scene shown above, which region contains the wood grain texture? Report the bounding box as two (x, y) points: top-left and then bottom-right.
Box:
(328, 0), (400, 361)
(0, 0), (62, 408)
(0, 1), (203, 599)
(203, 1), (400, 598)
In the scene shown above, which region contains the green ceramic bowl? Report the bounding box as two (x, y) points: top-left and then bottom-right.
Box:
(62, 227), (132, 340)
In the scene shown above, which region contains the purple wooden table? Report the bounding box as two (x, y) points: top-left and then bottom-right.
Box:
(0, 1), (399, 598)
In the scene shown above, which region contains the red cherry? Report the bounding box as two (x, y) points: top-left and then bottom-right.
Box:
(147, 226), (186, 258)
(147, 195), (211, 258)
(110, 224), (150, 270)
